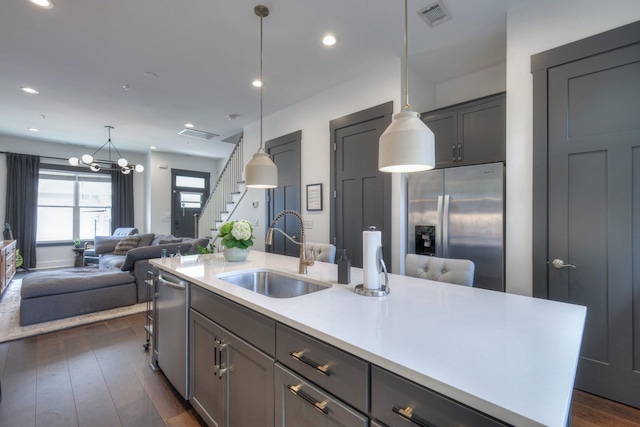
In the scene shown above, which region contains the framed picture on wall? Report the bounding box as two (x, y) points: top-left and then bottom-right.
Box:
(306, 184), (323, 211)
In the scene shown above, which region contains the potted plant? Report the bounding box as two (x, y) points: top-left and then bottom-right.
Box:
(217, 220), (254, 262)
(73, 238), (82, 248)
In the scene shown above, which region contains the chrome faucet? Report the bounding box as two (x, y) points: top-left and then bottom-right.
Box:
(265, 209), (314, 274)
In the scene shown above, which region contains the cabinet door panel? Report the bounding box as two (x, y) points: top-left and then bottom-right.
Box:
(457, 97), (505, 166)
(422, 111), (457, 169)
(225, 330), (274, 427)
(275, 364), (368, 427)
(190, 310), (226, 427)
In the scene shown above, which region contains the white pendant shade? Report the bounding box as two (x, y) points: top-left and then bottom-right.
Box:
(245, 151), (277, 188)
(378, 110), (435, 173)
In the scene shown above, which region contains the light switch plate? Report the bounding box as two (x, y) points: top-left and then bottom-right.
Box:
(304, 219), (313, 229)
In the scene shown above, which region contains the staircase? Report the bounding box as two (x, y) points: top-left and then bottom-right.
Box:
(197, 135), (247, 242)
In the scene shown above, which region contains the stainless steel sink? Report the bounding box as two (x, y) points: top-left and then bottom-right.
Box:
(217, 269), (331, 298)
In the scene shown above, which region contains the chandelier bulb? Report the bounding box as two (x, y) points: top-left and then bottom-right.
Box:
(135, 164), (145, 173)
(121, 168), (131, 175)
(117, 158), (128, 167)
(81, 154), (93, 164)
(69, 157), (79, 166)
(90, 163), (101, 172)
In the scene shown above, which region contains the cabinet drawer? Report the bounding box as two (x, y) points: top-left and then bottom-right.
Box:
(190, 284), (275, 356)
(371, 366), (509, 427)
(275, 364), (368, 427)
(276, 323), (368, 413)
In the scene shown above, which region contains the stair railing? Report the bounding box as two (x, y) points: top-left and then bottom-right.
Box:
(197, 136), (244, 238)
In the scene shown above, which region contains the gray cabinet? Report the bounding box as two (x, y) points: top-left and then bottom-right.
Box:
(422, 93), (505, 169)
(190, 286), (275, 427)
(275, 364), (368, 427)
(370, 366), (508, 427)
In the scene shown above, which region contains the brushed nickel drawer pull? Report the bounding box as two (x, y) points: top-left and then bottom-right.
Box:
(290, 351), (332, 376)
(392, 406), (434, 427)
(287, 384), (329, 414)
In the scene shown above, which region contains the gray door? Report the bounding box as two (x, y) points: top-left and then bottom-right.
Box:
(171, 169), (210, 238)
(266, 131), (301, 257)
(331, 102), (392, 269)
(546, 41), (640, 407)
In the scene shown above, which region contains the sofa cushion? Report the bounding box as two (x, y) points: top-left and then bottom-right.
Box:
(21, 268), (135, 299)
(120, 242), (193, 271)
(100, 254), (126, 269)
(113, 235), (141, 255)
(159, 239), (182, 245)
(94, 235), (124, 255)
(152, 234), (177, 245)
(136, 233), (155, 247)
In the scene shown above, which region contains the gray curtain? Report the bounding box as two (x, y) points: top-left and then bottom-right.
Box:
(4, 153), (40, 269)
(110, 170), (134, 232)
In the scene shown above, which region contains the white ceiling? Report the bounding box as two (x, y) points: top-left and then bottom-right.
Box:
(0, 0), (522, 159)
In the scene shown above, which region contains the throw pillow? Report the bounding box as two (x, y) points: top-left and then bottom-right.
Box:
(112, 235), (141, 255)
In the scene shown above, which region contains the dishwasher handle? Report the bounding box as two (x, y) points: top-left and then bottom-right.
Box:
(158, 272), (187, 290)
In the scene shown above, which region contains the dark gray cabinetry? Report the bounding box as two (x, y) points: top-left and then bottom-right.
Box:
(371, 366), (508, 427)
(422, 93), (505, 169)
(276, 324), (369, 414)
(190, 285), (275, 427)
(275, 364), (368, 427)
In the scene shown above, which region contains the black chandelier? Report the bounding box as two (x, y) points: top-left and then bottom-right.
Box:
(68, 126), (144, 174)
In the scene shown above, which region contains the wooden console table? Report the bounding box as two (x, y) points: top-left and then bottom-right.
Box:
(1, 240), (17, 296)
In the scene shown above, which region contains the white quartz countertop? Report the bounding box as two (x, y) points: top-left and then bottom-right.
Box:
(150, 251), (585, 427)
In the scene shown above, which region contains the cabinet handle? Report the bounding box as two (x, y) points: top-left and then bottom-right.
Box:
(287, 384), (329, 414)
(452, 144), (456, 162)
(457, 143), (462, 161)
(290, 351), (331, 376)
(217, 340), (227, 380)
(392, 406), (434, 427)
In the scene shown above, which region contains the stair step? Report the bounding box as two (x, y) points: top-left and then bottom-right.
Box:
(220, 212), (230, 221)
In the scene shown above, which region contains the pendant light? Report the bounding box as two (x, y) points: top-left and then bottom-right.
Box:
(245, 5), (278, 188)
(378, 0), (435, 173)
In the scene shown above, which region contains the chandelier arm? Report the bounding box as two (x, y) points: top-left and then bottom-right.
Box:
(88, 140), (112, 159)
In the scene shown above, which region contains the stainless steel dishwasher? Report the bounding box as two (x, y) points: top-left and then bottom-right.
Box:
(157, 270), (190, 399)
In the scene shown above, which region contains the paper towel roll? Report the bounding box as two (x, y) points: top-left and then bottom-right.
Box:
(362, 228), (381, 290)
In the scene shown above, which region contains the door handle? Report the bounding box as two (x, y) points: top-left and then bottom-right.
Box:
(552, 259), (576, 269)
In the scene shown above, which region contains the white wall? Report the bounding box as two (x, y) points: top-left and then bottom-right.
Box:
(147, 151), (221, 235)
(505, 0), (640, 295)
(435, 62), (506, 108)
(0, 134), (146, 269)
(238, 59), (404, 268)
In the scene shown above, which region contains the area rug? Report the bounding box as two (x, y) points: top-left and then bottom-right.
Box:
(0, 279), (146, 343)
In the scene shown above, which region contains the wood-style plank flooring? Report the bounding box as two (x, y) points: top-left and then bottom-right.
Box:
(1, 313), (639, 426)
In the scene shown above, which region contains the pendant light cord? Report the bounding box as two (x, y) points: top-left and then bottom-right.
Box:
(259, 7), (265, 152)
(403, 0), (410, 111)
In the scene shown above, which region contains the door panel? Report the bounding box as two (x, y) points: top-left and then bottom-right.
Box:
(171, 169), (210, 238)
(547, 41), (640, 407)
(266, 131), (301, 257)
(331, 103), (392, 269)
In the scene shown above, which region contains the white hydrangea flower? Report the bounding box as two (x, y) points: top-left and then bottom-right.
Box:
(231, 220), (252, 241)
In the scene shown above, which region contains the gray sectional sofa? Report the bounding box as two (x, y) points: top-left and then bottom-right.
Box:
(19, 233), (209, 325)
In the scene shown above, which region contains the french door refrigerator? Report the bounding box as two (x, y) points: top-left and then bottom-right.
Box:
(407, 162), (504, 292)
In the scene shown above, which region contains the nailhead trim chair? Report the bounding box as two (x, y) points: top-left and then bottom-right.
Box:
(405, 254), (475, 287)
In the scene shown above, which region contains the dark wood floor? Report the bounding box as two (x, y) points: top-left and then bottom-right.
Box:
(1, 314), (639, 427)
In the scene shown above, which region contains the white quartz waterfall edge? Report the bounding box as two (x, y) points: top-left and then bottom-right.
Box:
(0, 280), (146, 343)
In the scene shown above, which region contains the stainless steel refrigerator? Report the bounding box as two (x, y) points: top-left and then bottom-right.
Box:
(407, 162), (504, 292)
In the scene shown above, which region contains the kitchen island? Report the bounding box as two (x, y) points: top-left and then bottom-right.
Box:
(150, 251), (585, 427)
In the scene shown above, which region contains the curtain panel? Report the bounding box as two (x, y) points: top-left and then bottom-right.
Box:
(4, 153), (40, 269)
(110, 170), (134, 232)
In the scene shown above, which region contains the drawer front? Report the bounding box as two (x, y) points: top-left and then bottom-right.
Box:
(276, 323), (369, 413)
(371, 366), (509, 427)
(190, 284), (275, 356)
(275, 364), (368, 427)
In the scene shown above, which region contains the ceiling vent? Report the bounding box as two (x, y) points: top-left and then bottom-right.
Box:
(417, 1), (452, 28)
(178, 128), (219, 140)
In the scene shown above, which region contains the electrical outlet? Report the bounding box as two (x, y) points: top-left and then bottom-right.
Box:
(254, 219), (259, 227)
(304, 219), (313, 229)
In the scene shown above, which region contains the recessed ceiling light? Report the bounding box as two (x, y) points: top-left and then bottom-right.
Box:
(28, 127), (39, 132)
(322, 34), (337, 46)
(252, 80), (263, 87)
(40, 114), (47, 119)
(122, 84), (131, 90)
(29, 0), (54, 9)
(227, 114), (239, 121)
(150, 146), (157, 150)
(184, 123), (195, 128)
(21, 87), (39, 94)
(143, 71), (158, 78)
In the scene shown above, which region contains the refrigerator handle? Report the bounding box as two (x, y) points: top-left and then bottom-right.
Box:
(443, 195), (451, 258)
(436, 195), (444, 257)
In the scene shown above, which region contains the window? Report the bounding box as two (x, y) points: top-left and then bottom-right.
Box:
(37, 167), (112, 243)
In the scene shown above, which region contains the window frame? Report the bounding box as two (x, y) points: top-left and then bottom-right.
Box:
(36, 164), (112, 247)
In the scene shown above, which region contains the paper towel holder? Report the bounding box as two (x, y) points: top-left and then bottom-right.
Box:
(355, 245), (390, 297)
